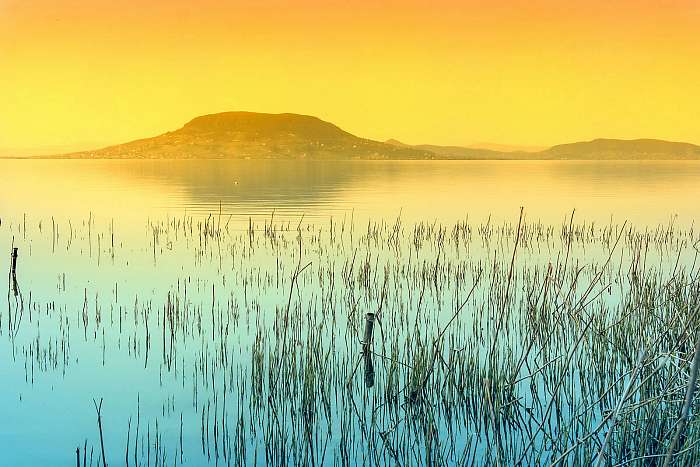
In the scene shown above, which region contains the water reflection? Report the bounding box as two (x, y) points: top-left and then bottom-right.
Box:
(1, 159), (699, 226)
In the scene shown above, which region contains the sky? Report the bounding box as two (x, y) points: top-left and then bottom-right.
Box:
(1, 0), (699, 156)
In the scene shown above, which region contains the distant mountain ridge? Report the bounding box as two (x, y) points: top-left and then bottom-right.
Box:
(542, 138), (700, 160)
(52, 112), (433, 160)
(386, 138), (700, 160)
(45, 112), (700, 160)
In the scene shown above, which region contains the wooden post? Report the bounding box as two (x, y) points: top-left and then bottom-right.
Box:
(76, 447), (81, 467)
(362, 312), (376, 388)
(11, 274), (18, 298)
(10, 248), (19, 297)
(363, 350), (375, 388)
(11, 247), (18, 274)
(362, 312), (375, 351)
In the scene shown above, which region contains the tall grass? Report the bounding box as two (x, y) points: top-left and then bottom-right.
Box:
(2, 211), (699, 466)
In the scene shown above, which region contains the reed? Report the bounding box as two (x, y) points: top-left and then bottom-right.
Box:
(2, 210), (700, 465)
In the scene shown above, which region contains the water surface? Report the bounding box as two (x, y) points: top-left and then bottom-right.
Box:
(1, 159), (699, 466)
(2, 159), (699, 226)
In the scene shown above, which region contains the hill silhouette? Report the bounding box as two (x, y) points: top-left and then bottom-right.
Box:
(541, 138), (700, 160)
(46, 112), (700, 160)
(388, 138), (700, 160)
(54, 112), (433, 160)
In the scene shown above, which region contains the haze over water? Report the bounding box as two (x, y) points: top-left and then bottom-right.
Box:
(2, 159), (699, 228)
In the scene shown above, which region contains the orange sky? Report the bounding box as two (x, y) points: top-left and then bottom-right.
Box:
(1, 0), (699, 156)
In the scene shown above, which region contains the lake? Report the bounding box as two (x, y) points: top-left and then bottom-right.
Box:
(2, 159), (700, 226)
(1, 159), (699, 466)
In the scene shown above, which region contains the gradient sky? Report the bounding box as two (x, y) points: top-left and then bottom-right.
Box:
(1, 0), (699, 156)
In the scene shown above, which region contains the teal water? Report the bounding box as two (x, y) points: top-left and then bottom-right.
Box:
(1, 160), (699, 466)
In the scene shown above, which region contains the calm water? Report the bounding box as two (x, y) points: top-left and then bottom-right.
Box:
(1, 159), (699, 466)
(1, 159), (699, 226)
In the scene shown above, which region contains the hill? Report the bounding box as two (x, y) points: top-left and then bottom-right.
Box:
(388, 138), (700, 160)
(540, 138), (700, 160)
(44, 113), (700, 160)
(385, 140), (523, 159)
(53, 112), (433, 160)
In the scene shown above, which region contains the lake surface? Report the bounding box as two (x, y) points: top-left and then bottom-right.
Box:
(2, 159), (700, 227)
(1, 159), (699, 466)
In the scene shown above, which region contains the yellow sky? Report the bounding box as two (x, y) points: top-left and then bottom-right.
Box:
(1, 0), (699, 156)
